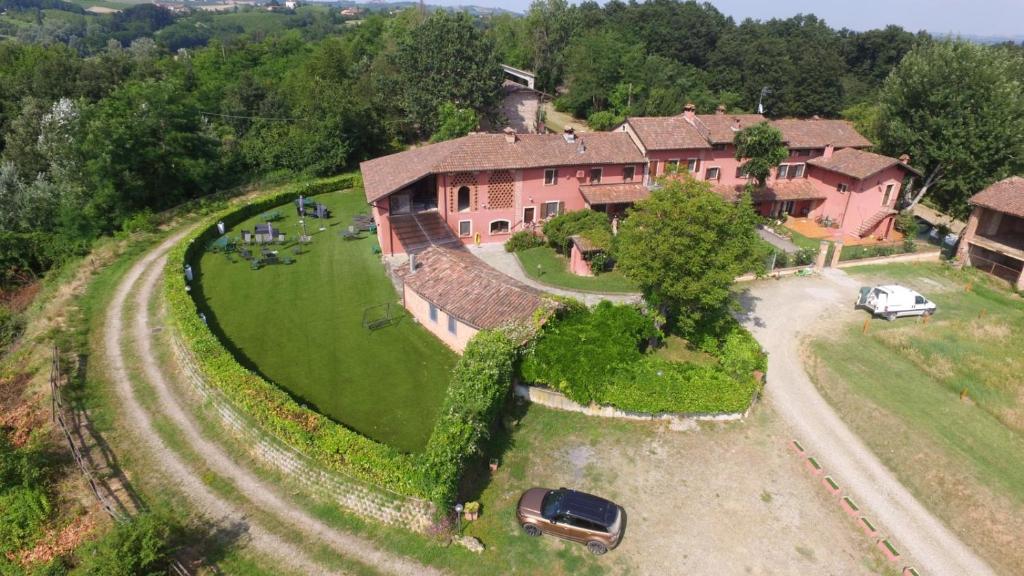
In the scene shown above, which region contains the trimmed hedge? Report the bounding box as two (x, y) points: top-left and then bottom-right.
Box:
(601, 357), (756, 414)
(165, 176), (424, 497)
(504, 231), (545, 253)
(419, 331), (518, 507)
(521, 303), (766, 415)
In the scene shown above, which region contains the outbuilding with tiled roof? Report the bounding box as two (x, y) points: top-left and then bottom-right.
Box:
(807, 148), (920, 181)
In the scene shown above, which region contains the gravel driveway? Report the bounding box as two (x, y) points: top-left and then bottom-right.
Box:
(739, 269), (995, 576)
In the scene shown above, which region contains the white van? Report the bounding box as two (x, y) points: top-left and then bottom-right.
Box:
(856, 285), (936, 321)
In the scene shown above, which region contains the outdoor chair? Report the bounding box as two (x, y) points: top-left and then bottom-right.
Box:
(240, 249), (253, 260)
(281, 256), (294, 265)
(341, 229), (357, 240)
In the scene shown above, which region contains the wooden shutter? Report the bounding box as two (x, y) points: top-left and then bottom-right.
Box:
(557, 201), (565, 216)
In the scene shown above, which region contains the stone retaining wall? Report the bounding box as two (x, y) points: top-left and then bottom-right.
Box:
(834, 249), (941, 268)
(171, 336), (435, 532)
(514, 383), (754, 428)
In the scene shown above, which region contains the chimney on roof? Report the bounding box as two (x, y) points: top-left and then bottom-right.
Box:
(683, 103), (696, 123)
(576, 138), (586, 155)
(409, 253), (417, 274)
(563, 127), (576, 143)
(715, 104), (727, 115)
(824, 143), (835, 160)
(899, 153), (911, 165)
(731, 118), (743, 131)
(503, 126), (517, 143)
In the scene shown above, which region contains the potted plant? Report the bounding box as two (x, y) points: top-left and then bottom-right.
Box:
(464, 501), (480, 521)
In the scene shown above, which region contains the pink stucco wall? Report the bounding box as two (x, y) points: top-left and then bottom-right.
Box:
(434, 163), (639, 248)
(569, 243), (593, 276)
(806, 165), (903, 238)
(402, 284), (476, 353)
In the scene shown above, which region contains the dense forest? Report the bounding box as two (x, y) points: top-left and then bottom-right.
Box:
(1, 0), (1023, 292)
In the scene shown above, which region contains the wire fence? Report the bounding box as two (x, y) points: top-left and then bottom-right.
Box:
(49, 345), (194, 576)
(969, 252), (1023, 284)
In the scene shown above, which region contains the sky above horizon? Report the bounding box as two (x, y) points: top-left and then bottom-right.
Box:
(439, 0), (1024, 38)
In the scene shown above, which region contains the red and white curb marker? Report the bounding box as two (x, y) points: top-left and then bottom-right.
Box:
(789, 440), (923, 574)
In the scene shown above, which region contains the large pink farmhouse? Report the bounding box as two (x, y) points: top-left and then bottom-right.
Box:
(359, 107), (918, 256)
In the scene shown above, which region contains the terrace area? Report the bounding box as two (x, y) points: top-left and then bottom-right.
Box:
(784, 217), (905, 247)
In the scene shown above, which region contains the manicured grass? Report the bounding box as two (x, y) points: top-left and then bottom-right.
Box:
(653, 335), (717, 365)
(194, 190), (457, 453)
(787, 227), (829, 252)
(809, 263), (1024, 572)
(516, 246), (638, 294)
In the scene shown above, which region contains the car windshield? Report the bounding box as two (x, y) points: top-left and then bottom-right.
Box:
(541, 490), (564, 520)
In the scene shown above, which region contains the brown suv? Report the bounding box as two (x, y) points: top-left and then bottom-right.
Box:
(516, 487), (624, 555)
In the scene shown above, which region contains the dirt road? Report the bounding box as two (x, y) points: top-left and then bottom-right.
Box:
(740, 269), (995, 576)
(103, 230), (443, 576)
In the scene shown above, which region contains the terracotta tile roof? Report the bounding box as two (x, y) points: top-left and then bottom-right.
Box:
(579, 182), (650, 205)
(625, 116), (711, 151)
(694, 114), (766, 144)
(397, 246), (549, 330)
(570, 235), (602, 253)
(770, 119), (873, 149)
(806, 148), (917, 180)
(360, 132), (644, 203)
(715, 181), (826, 203)
(969, 176), (1024, 218)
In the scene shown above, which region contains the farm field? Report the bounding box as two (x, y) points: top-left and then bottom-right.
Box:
(193, 190), (457, 453)
(808, 263), (1024, 575)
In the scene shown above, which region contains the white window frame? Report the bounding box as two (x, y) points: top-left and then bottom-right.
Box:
(777, 164), (790, 179)
(667, 159), (680, 173)
(523, 206), (536, 224)
(712, 143), (728, 152)
(458, 220), (472, 237)
(428, 303), (438, 323)
(488, 219), (511, 235)
(687, 158), (699, 173)
(623, 165), (635, 182)
(589, 167), (603, 184)
(543, 201), (560, 218)
(882, 183), (894, 206)
(544, 168), (557, 186)
(447, 314), (457, 335)
(791, 163), (806, 178)
(705, 166), (721, 181)
(837, 183), (849, 193)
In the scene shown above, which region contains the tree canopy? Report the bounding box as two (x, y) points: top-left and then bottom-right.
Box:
(877, 40), (1024, 217)
(616, 176), (760, 334)
(733, 122), (788, 187)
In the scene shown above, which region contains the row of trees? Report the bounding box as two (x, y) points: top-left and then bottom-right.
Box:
(490, 1), (927, 122)
(0, 9), (504, 288)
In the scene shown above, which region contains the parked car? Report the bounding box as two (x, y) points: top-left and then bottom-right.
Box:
(856, 285), (936, 321)
(516, 487), (624, 555)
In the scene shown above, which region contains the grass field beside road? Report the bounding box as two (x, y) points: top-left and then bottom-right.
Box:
(194, 190), (457, 453)
(808, 263), (1024, 574)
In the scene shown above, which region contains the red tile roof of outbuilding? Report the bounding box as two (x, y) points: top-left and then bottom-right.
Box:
(969, 176), (1024, 218)
(770, 119), (872, 149)
(807, 148), (919, 180)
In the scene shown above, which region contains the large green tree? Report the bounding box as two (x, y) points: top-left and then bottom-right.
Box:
(733, 122), (788, 187)
(392, 11), (502, 137)
(616, 177), (759, 334)
(877, 40), (1024, 217)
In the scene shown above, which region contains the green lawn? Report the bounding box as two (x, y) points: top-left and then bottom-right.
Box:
(809, 263), (1024, 573)
(516, 246), (638, 294)
(194, 190), (457, 453)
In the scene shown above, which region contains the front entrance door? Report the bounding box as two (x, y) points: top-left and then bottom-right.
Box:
(523, 206), (536, 225)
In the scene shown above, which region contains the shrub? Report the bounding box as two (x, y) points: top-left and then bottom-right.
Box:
(601, 357), (756, 414)
(0, 307), (24, 350)
(420, 331), (517, 507)
(718, 327), (767, 379)
(0, 487), (51, 552)
(894, 211), (919, 236)
(71, 513), (176, 576)
(589, 252), (609, 275)
(543, 210), (610, 254)
(520, 302), (655, 404)
(586, 110), (625, 131)
(793, 247), (817, 266)
(504, 231), (544, 253)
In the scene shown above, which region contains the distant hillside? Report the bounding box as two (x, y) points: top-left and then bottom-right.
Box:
(327, 0), (520, 17)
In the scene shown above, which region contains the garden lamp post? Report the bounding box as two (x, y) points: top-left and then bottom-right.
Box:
(454, 503), (463, 534)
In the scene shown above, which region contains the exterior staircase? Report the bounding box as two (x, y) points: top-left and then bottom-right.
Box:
(390, 212), (460, 254)
(856, 208), (897, 237)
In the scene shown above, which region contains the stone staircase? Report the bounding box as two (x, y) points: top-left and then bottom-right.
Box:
(856, 208), (897, 237)
(390, 212), (460, 254)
